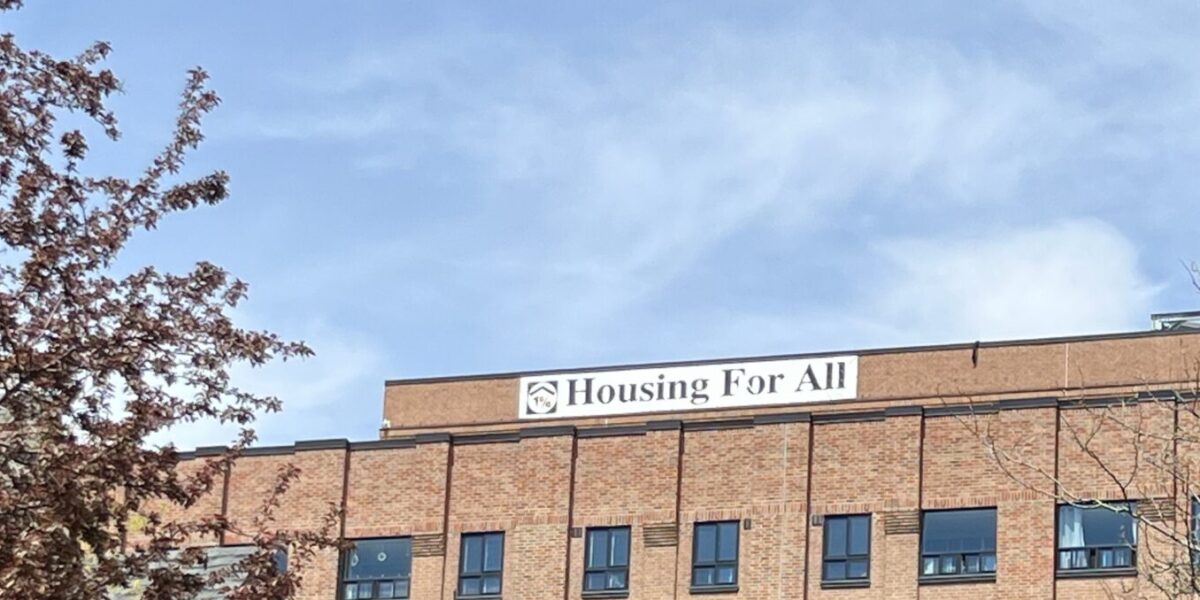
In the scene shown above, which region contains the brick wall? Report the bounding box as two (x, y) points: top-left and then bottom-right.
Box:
(382, 331), (1200, 433)
(568, 428), (681, 600)
(180, 398), (1200, 600)
(808, 414), (921, 600)
(345, 440), (450, 599)
(171, 329), (1200, 600)
(443, 435), (575, 600)
(676, 423), (808, 600)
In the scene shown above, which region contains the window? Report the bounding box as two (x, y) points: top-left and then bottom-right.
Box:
(272, 547), (288, 574)
(583, 526), (630, 594)
(458, 532), (504, 597)
(1193, 497), (1199, 566)
(691, 521), (739, 589)
(340, 538), (412, 599)
(1057, 503), (1136, 573)
(823, 515), (870, 584)
(920, 508), (997, 580)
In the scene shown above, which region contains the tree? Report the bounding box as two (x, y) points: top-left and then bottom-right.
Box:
(0, 2), (339, 598)
(957, 290), (1200, 599)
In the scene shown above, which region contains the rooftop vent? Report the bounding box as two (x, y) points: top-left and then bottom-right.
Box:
(1150, 310), (1200, 331)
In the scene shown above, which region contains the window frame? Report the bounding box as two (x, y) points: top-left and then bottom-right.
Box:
(690, 520), (740, 591)
(338, 536), (413, 600)
(918, 507), (998, 583)
(821, 514), (871, 587)
(1055, 501), (1138, 577)
(457, 531), (505, 599)
(582, 526), (632, 595)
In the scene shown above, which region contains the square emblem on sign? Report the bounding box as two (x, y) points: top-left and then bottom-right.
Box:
(525, 381), (558, 415)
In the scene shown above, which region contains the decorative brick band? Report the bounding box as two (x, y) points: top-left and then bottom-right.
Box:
(643, 523), (678, 547)
(412, 533), (445, 557)
(1139, 497), (1176, 523)
(883, 510), (920, 535)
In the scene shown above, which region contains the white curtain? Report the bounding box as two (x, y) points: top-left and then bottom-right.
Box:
(1059, 507), (1087, 568)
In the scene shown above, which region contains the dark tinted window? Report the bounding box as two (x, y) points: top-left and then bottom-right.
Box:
(459, 532), (504, 597)
(692, 521), (738, 588)
(584, 526), (630, 592)
(1058, 503), (1136, 572)
(340, 538), (412, 599)
(823, 515), (870, 582)
(920, 509), (997, 579)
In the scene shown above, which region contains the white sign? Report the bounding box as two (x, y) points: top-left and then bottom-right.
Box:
(518, 356), (857, 420)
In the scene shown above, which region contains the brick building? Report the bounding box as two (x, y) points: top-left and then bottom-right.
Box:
(177, 324), (1200, 599)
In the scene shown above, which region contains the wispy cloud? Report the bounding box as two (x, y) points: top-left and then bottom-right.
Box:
(225, 20), (1142, 360)
(870, 218), (1158, 342)
(152, 319), (385, 449)
(64, 1), (1197, 446)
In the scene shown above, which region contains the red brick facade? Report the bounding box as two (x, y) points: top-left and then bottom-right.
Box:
(176, 329), (1200, 599)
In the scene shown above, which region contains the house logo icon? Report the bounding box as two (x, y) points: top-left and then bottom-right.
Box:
(526, 381), (559, 415)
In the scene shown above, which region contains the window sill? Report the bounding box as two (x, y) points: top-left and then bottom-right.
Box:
(581, 590), (630, 599)
(455, 595), (502, 600)
(918, 573), (996, 585)
(689, 584), (739, 594)
(1056, 568), (1137, 580)
(821, 578), (871, 589)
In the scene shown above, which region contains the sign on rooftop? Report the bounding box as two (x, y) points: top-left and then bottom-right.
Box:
(518, 355), (858, 420)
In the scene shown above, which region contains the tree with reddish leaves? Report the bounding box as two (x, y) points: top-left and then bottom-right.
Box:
(0, 2), (339, 598)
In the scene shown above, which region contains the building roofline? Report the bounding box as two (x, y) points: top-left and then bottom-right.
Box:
(384, 327), (1200, 387)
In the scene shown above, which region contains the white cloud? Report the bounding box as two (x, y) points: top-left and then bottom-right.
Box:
(150, 320), (385, 450)
(269, 30), (1096, 351)
(869, 219), (1159, 342)
(215, 3), (1196, 365)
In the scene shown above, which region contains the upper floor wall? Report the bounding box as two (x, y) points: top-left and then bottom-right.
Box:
(381, 329), (1200, 435)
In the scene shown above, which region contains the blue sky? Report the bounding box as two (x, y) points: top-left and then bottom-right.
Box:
(7, 1), (1199, 448)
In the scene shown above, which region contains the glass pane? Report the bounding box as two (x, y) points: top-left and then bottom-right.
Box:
(358, 582), (374, 599)
(610, 528), (630, 567)
(921, 557), (937, 575)
(607, 570), (627, 589)
(459, 577), (480, 596)
(849, 516), (869, 556)
(347, 539), (411, 580)
(345, 584), (358, 600)
(847, 559), (868, 579)
(717, 522), (738, 562)
(484, 534), (504, 572)
(982, 553), (997, 572)
(394, 580), (410, 598)
(939, 555), (958, 574)
(826, 518), (848, 558)
(1080, 504), (1136, 546)
(1059, 549), (1087, 570)
(1058, 505), (1084, 548)
(823, 561), (846, 581)
(481, 575), (501, 594)
(462, 536), (483, 574)
(584, 572), (606, 591)
(964, 554), (980, 573)
(922, 509), (996, 553)
(716, 565), (736, 584)
(693, 566), (714, 586)
(1113, 547), (1132, 567)
(695, 525), (717, 563)
(378, 582), (394, 598)
(587, 530), (609, 568)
